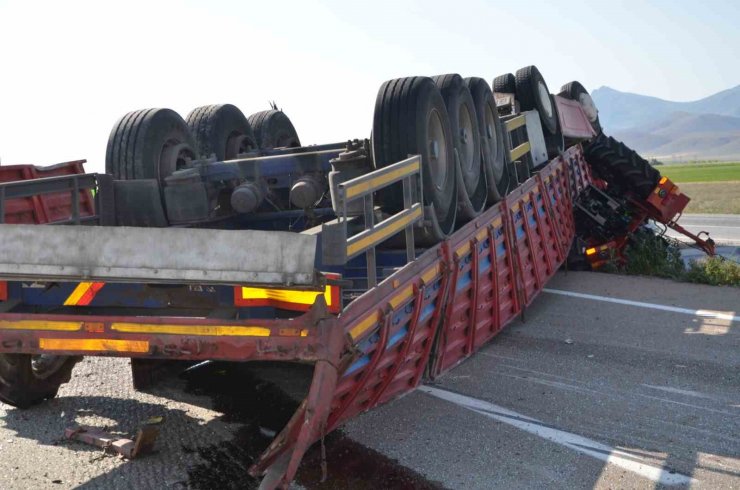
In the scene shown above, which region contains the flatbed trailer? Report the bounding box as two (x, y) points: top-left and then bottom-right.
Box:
(0, 69), (712, 488)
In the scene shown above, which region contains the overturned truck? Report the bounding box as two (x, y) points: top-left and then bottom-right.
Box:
(0, 66), (713, 488)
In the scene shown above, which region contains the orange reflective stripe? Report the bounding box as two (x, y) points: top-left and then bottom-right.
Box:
(234, 274), (341, 313)
(64, 282), (105, 306)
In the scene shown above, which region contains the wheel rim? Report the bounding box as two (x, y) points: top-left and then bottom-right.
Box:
(225, 131), (256, 159)
(31, 355), (67, 380)
(538, 81), (553, 119)
(485, 103), (505, 181)
(159, 140), (195, 181)
(427, 108), (448, 192)
(458, 104), (477, 182)
(578, 92), (598, 122)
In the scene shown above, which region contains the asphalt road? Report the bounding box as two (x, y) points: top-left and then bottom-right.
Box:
(667, 213), (740, 245)
(0, 272), (738, 489)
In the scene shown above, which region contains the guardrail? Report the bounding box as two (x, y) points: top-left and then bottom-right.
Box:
(331, 155), (424, 287)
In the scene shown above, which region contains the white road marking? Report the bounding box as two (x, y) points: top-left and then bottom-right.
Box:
(543, 288), (739, 322)
(642, 384), (717, 401)
(419, 385), (695, 486)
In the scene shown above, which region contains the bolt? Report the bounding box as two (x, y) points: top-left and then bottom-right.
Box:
(429, 140), (439, 159)
(487, 124), (493, 139)
(461, 128), (469, 144)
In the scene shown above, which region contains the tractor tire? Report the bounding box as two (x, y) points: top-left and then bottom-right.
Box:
(247, 110), (301, 149)
(105, 108), (197, 183)
(465, 76), (511, 201)
(432, 74), (486, 219)
(559, 81), (601, 133)
(372, 76), (457, 243)
(493, 73), (516, 94)
(515, 65), (558, 135)
(583, 133), (661, 200)
(0, 354), (80, 408)
(186, 104), (256, 160)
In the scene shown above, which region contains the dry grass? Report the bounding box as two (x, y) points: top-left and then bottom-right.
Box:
(678, 181), (740, 214)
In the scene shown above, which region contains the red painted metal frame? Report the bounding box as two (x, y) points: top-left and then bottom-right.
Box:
(0, 160), (95, 224)
(0, 146), (592, 489)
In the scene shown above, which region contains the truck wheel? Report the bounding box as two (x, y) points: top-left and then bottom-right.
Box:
(247, 110), (301, 149)
(493, 73), (516, 94)
(0, 354), (79, 408)
(559, 81), (601, 133)
(432, 74), (486, 218)
(372, 76), (457, 242)
(544, 94), (564, 159)
(186, 104), (256, 160)
(515, 65), (558, 135)
(465, 77), (511, 201)
(584, 133), (661, 199)
(106, 108), (197, 183)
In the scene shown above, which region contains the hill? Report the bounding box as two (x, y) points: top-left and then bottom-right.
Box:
(592, 85), (740, 161)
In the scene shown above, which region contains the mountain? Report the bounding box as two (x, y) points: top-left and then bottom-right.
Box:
(592, 85), (740, 161)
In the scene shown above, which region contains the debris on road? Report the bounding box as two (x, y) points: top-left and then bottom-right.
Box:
(64, 416), (164, 459)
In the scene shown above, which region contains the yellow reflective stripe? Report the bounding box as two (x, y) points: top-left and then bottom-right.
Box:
(510, 142), (531, 162)
(240, 284), (332, 307)
(421, 264), (440, 284)
(64, 282), (94, 306)
(347, 205), (422, 257)
(455, 243), (470, 258)
(0, 320), (82, 331)
(389, 286), (413, 309)
(349, 311), (379, 340)
(40, 338), (149, 353)
(111, 323), (271, 337)
(344, 159), (419, 200)
(505, 115), (526, 132)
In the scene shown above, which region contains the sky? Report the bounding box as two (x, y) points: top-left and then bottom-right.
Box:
(0, 0), (738, 172)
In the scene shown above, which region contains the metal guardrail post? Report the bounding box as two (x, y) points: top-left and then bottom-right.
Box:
(402, 175), (415, 264)
(364, 192), (378, 287)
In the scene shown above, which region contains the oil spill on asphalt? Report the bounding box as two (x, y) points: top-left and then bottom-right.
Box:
(182, 362), (446, 490)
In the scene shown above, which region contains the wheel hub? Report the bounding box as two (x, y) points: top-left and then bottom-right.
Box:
(538, 81), (553, 119)
(427, 108), (448, 192)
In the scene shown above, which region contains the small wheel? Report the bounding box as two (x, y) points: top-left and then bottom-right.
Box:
(493, 73), (516, 94)
(515, 65), (558, 135)
(106, 108), (197, 182)
(432, 74), (486, 219)
(186, 104), (256, 160)
(559, 81), (601, 133)
(247, 110), (301, 149)
(0, 354), (79, 408)
(372, 76), (457, 242)
(465, 77), (511, 201)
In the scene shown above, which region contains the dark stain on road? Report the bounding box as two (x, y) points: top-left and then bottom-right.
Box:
(181, 361), (446, 490)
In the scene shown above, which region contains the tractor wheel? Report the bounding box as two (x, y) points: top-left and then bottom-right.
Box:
(0, 354), (80, 408)
(584, 133), (661, 200)
(465, 76), (511, 201)
(105, 108), (197, 183)
(247, 110), (301, 149)
(493, 73), (516, 94)
(559, 81), (601, 133)
(186, 104), (257, 160)
(372, 76), (457, 243)
(515, 65), (558, 135)
(432, 74), (486, 219)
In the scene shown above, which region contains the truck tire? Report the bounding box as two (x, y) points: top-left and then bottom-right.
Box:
(493, 73), (516, 94)
(372, 76), (457, 242)
(0, 354), (80, 408)
(106, 108), (197, 183)
(432, 74), (486, 218)
(465, 76), (511, 201)
(559, 81), (601, 133)
(247, 110), (301, 149)
(186, 104), (257, 160)
(515, 65), (558, 135)
(584, 133), (661, 200)
(544, 94), (565, 159)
